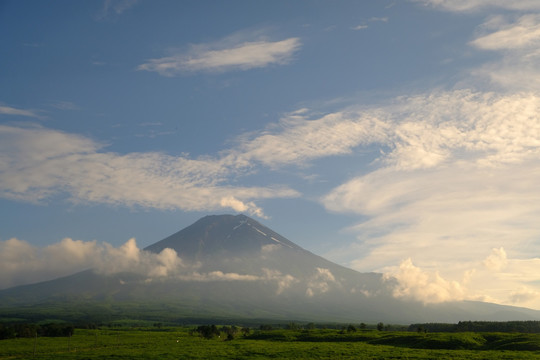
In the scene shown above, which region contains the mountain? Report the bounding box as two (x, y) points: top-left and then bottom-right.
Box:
(1, 214), (540, 324)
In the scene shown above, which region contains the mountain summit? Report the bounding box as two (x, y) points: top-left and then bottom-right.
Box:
(145, 214), (304, 257)
(1, 214), (540, 324)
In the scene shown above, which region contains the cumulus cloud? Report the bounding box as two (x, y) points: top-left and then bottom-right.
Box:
(384, 258), (466, 303)
(306, 267), (338, 297)
(0, 237), (183, 289)
(0, 237), (300, 291)
(483, 247), (508, 271)
(383, 249), (540, 307)
(138, 35), (301, 76)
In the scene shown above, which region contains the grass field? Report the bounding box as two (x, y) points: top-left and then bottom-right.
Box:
(1, 327), (540, 359)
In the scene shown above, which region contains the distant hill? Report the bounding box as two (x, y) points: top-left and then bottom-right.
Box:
(1, 214), (539, 324)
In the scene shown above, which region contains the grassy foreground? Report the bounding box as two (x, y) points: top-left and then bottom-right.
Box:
(1, 327), (540, 359)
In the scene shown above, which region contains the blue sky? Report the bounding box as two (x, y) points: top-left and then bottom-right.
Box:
(2, 0), (540, 309)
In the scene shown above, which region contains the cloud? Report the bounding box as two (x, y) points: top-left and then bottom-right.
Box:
(0, 124), (298, 216)
(509, 287), (540, 304)
(138, 36), (301, 76)
(352, 25), (368, 31)
(0, 237), (301, 290)
(306, 267), (338, 297)
(471, 15), (540, 51)
(49, 101), (79, 111)
(483, 247), (508, 271)
(233, 110), (389, 168)
(317, 90), (540, 308)
(0, 105), (41, 118)
(0, 237), (180, 289)
(412, 0), (540, 12)
(383, 249), (540, 307)
(97, 0), (138, 19)
(384, 258), (466, 303)
(262, 268), (298, 295)
(469, 15), (540, 91)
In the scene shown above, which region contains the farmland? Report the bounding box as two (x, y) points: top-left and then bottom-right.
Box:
(1, 326), (540, 359)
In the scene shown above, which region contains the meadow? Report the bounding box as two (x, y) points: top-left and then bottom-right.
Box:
(1, 326), (540, 359)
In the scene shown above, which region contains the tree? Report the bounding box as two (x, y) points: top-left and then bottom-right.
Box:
(377, 322), (384, 331)
(347, 324), (357, 333)
(195, 325), (220, 339)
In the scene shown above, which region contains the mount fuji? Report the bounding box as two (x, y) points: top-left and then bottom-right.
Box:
(1, 214), (539, 324)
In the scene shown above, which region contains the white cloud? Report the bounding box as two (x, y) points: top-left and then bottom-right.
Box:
(262, 268), (298, 295)
(483, 247), (508, 271)
(383, 250), (540, 307)
(352, 25), (368, 31)
(138, 37), (301, 76)
(319, 90), (540, 308)
(233, 110), (389, 168)
(0, 237), (181, 289)
(306, 267), (338, 297)
(0, 124), (298, 215)
(0, 237), (300, 290)
(509, 287), (540, 304)
(384, 258), (467, 303)
(97, 0), (138, 19)
(0, 105), (41, 118)
(49, 101), (79, 111)
(177, 270), (261, 282)
(471, 15), (540, 51)
(413, 0), (540, 12)
(469, 15), (540, 91)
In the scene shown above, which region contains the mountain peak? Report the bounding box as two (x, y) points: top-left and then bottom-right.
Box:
(144, 214), (303, 258)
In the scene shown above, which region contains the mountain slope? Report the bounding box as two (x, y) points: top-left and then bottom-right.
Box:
(1, 214), (540, 324)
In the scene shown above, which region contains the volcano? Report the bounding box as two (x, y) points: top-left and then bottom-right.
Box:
(1, 214), (539, 324)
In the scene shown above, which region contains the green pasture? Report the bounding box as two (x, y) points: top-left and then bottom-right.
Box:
(1, 327), (540, 359)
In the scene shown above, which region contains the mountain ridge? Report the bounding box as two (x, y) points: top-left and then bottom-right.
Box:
(1, 214), (540, 324)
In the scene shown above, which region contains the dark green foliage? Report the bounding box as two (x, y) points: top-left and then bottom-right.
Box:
(2, 327), (540, 359)
(0, 323), (73, 339)
(195, 324), (220, 339)
(377, 322), (384, 331)
(409, 321), (540, 333)
(285, 322), (300, 330)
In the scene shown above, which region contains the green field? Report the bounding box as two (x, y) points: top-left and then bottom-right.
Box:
(2, 327), (540, 359)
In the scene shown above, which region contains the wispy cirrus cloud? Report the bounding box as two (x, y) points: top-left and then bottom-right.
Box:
(469, 14), (540, 91)
(471, 14), (540, 51)
(412, 0), (540, 12)
(0, 124), (298, 218)
(96, 0), (138, 20)
(0, 105), (41, 118)
(138, 35), (301, 76)
(232, 109), (388, 168)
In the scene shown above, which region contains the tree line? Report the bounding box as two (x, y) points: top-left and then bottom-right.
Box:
(0, 323), (74, 339)
(409, 321), (540, 333)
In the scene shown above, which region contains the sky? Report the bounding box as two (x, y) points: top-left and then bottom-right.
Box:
(2, 0), (540, 310)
